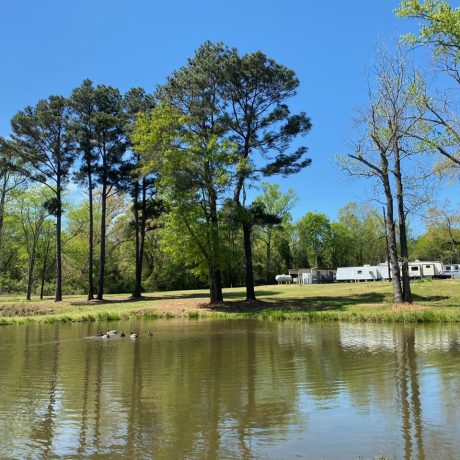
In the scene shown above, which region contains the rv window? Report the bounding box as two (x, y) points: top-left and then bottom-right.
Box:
(455, 266), (459, 270)
(411, 267), (419, 271)
(425, 265), (431, 268)
(446, 266), (451, 271)
(357, 270), (362, 274)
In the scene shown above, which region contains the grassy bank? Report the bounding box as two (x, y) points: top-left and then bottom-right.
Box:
(0, 279), (460, 325)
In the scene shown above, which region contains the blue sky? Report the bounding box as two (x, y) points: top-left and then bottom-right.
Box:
(1, 0), (458, 226)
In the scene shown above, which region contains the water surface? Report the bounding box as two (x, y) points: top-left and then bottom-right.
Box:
(1, 320), (459, 459)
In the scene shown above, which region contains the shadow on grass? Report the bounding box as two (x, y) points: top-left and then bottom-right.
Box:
(67, 290), (452, 311)
(68, 290), (280, 306)
(412, 294), (450, 302)
(207, 292), (389, 314)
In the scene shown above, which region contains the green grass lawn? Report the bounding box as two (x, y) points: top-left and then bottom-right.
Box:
(1, 279), (459, 325)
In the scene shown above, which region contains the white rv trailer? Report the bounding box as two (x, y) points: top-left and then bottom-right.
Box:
(288, 268), (336, 285)
(405, 261), (444, 278)
(443, 264), (460, 279)
(337, 261), (444, 282)
(336, 265), (388, 282)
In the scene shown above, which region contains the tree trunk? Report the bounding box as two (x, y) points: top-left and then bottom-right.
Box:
(209, 266), (223, 303)
(0, 173), (7, 269)
(233, 165), (256, 300)
(243, 223), (256, 301)
(394, 142), (412, 303)
(265, 232), (272, 284)
(40, 237), (51, 300)
(87, 168), (95, 300)
(382, 176), (403, 303)
(55, 177), (63, 302)
(132, 178), (141, 298)
(26, 252), (36, 301)
(97, 179), (107, 301)
(138, 178), (147, 294)
(208, 178), (223, 303)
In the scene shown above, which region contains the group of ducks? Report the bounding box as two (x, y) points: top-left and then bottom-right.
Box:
(96, 330), (154, 339)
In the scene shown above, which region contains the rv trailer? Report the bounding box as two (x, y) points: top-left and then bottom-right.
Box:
(337, 261), (444, 282)
(336, 265), (389, 282)
(288, 268), (336, 284)
(443, 264), (460, 279)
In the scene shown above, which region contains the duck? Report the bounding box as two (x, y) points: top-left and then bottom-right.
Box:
(108, 330), (118, 334)
(101, 333), (110, 339)
(96, 330), (104, 337)
(130, 332), (138, 338)
(120, 331), (126, 337)
(147, 330), (153, 336)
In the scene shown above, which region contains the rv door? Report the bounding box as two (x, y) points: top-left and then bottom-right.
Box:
(422, 264), (435, 277)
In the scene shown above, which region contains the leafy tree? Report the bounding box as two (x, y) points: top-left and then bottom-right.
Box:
(338, 202), (387, 266)
(396, 0), (460, 74)
(224, 48), (312, 300)
(122, 87), (157, 298)
(0, 141), (24, 271)
(296, 212), (331, 267)
(326, 222), (354, 268)
(12, 187), (51, 300)
(253, 183), (298, 282)
(9, 95), (74, 301)
(146, 43), (237, 303)
(134, 102), (236, 303)
(69, 79), (99, 299)
(274, 234), (293, 273)
(37, 220), (54, 299)
(413, 204), (460, 261)
(396, 1), (460, 172)
(92, 85), (127, 300)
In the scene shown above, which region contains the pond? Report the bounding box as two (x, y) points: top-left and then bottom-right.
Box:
(0, 320), (459, 459)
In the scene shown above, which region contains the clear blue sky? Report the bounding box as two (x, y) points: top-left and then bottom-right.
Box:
(1, 0), (457, 225)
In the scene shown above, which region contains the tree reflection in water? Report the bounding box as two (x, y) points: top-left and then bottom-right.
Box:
(0, 321), (459, 459)
(395, 326), (425, 460)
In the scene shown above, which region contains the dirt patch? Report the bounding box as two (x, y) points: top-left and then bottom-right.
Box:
(0, 303), (57, 317)
(138, 298), (214, 316)
(389, 303), (430, 312)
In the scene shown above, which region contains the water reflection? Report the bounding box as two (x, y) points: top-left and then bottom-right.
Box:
(0, 321), (459, 459)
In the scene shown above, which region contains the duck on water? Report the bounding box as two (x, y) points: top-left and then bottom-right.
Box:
(96, 330), (141, 338)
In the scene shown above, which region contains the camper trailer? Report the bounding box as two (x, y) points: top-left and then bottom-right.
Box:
(337, 261), (444, 282)
(288, 268), (336, 285)
(336, 265), (388, 282)
(406, 261), (444, 278)
(443, 264), (460, 279)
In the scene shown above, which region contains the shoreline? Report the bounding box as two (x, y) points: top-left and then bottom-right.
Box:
(1, 280), (460, 325)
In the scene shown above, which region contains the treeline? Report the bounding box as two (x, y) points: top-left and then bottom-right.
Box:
(1, 173), (458, 302)
(0, 175), (394, 298)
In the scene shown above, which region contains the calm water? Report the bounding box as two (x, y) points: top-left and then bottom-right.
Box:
(0, 320), (459, 459)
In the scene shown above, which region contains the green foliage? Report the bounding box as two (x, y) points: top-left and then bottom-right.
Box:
(296, 212), (331, 267)
(396, 1), (460, 173)
(396, 0), (460, 59)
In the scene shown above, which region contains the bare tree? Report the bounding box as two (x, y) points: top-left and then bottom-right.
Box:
(340, 48), (429, 303)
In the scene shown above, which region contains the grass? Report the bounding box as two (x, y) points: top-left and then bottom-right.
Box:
(0, 279), (460, 325)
